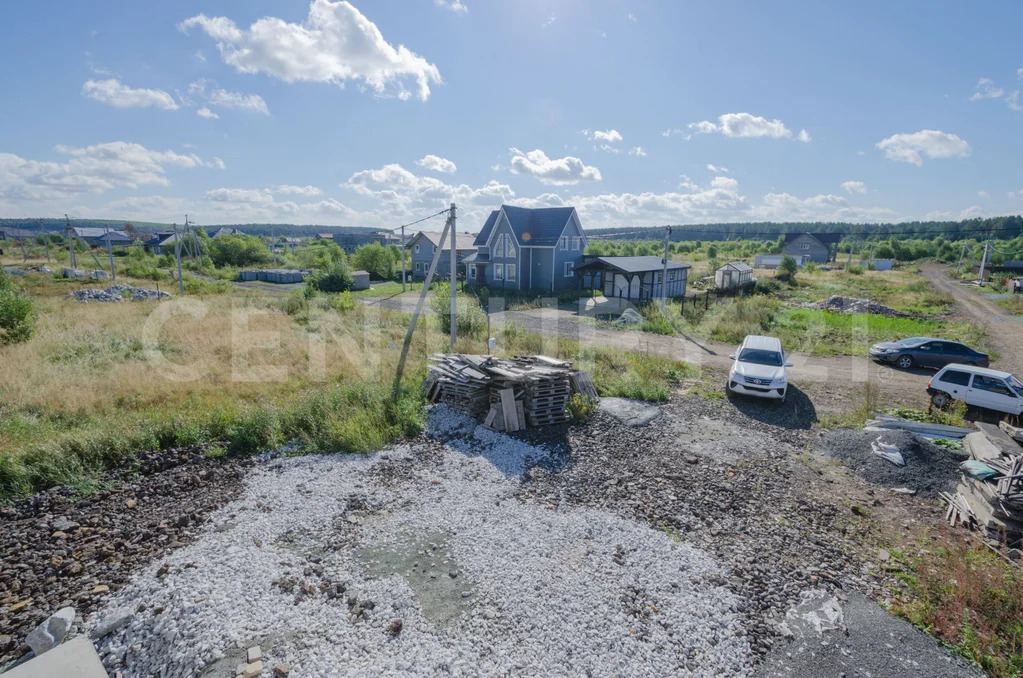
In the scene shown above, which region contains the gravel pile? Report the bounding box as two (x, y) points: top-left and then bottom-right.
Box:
(68, 284), (171, 303)
(820, 429), (967, 498)
(90, 425), (754, 677)
(807, 295), (906, 316)
(0, 447), (247, 665)
(519, 397), (870, 658)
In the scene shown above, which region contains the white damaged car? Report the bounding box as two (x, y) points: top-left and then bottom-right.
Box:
(727, 335), (793, 404)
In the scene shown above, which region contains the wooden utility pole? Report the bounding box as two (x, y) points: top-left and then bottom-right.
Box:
(660, 226), (671, 313)
(65, 214), (77, 269)
(104, 226), (116, 280)
(448, 202), (457, 347)
(39, 219), (50, 262)
(173, 223), (184, 295)
(955, 243), (967, 274)
(271, 223), (278, 269)
(400, 223), (407, 293)
(392, 209), (454, 399)
(978, 240), (990, 283)
(846, 240), (854, 269)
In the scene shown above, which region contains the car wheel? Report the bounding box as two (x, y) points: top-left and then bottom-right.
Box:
(931, 392), (950, 409)
(896, 355), (913, 369)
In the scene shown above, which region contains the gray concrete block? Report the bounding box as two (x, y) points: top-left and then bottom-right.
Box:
(3, 636), (106, 678)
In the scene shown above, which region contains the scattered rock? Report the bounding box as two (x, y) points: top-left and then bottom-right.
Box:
(386, 619), (404, 636)
(67, 284), (171, 303)
(90, 609), (132, 639)
(25, 606), (75, 655)
(241, 660), (263, 678)
(246, 646), (261, 663)
(273, 665), (290, 678)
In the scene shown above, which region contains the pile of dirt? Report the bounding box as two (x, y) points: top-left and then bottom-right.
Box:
(820, 429), (968, 497)
(807, 296), (907, 316)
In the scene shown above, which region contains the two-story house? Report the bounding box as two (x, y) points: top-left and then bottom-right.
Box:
(406, 231), (478, 279)
(781, 233), (841, 263)
(462, 205), (587, 292)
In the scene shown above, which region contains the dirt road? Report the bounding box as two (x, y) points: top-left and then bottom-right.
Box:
(919, 264), (1023, 375)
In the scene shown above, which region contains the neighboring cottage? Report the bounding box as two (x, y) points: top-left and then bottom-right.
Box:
(406, 231), (477, 279)
(781, 233), (841, 263)
(754, 253), (810, 269)
(0, 227), (37, 241)
(714, 262), (754, 289)
(72, 227), (132, 247)
(463, 206), (587, 292)
(576, 256), (690, 301)
(142, 231), (179, 254)
(333, 231), (399, 254)
(212, 227), (245, 238)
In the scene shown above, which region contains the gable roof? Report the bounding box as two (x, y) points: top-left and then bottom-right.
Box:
(73, 227), (129, 238)
(575, 256), (691, 274)
(407, 230), (477, 251)
(0, 227), (37, 239)
(718, 261), (753, 272)
(783, 232), (842, 246)
(473, 205), (577, 247)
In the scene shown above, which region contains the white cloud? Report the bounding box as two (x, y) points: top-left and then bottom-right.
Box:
(179, 0), (442, 101)
(508, 148), (601, 185)
(194, 49), (207, 62)
(1007, 91), (1022, 111)
(591, 129), (622, 143)
(196, 107), (219, 119)
(682, 113), (804, 141)
(274, 184), (322, 196)
(706, 163), (729, 174)
(627, 12), (637, 22)
(82, 78), (179, 110)
(189, 79), (269, 115)
(541, 14), (557, 28)
(840, 180), (867, 194)
(1019, 67), (1023, 79)
(344, 163), (515, 217)
(978, 189), (990, 199)
(416, 154), (457, 174)
(971, 77), (1005, 101)
(434, 0), (467, 13)
(875, 129), (971, 166)
(629, 146), (647, 157)
(0, 142), (218, 201)
(750, 192), (896, 223)
(958, 205), (985, 219)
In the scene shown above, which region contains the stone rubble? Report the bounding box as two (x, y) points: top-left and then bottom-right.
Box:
(805, 295), (908, 316)
(67, 284), (171, 303)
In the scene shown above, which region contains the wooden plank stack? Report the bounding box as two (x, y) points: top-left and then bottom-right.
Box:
(424, 354), (598, 432)
(941, 422), (1023, 548)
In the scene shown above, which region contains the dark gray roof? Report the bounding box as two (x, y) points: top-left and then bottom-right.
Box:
(461, 251), (489, 264)
(473, 205), (577, 247)
(408, 231), (477, 251)
(576, 256), (691, 274)
(783, 232), (842, 246)
(0, 227), (37, 239)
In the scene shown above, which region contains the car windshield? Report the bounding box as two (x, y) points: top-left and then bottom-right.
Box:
(738, 348), (783, 366)
(1010, 376), (1023, 398)
(895, 337), (928, 346)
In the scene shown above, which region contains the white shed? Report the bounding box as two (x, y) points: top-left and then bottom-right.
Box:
(714, 262), (754, 289)
(351, 270), (371, 291)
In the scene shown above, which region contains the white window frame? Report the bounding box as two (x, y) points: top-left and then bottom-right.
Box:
(415, 261), (421, 272)
(469, 265), (476, 280)
(573, 236), (581, 251)
(494, 263), (504, 280)
(495, 235), (505, 258)
(414, 244), (420, 254)
(506, 264), (516, 281)
(564, 261), (574, 277)
(800, 243), (810, 250)
(560, 237), (568, 251)
(505, 234), (516, 258)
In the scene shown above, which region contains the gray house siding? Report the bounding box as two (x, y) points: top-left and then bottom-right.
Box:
(483, 213), (522, 289)
(410, 239), (444, 278)
(551, 213), (585, 291)
(782, 234), (831, 263)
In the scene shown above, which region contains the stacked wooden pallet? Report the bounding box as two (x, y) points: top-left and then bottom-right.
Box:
(941, 422), (1023, 548)
(424, 354), (598, 432)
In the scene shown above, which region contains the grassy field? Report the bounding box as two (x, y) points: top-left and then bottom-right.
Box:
(777, 266), (955, 314)
(0, 263), (692, 502)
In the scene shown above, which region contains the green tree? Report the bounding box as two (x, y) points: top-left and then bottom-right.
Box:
(351, 242), (396, 279)
(308, 259), (354, 293)
(207, 234), (272, 267)
(0, 271), (36, 345)
(778, 255), (798, 277)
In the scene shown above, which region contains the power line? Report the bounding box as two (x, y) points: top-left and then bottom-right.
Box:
(588, 224), (1023, 240)
(382, 209), (450, 233)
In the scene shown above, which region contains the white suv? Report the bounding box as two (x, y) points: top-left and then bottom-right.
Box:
(727, 335), (793, 403)
(928, 364), (1023, 417)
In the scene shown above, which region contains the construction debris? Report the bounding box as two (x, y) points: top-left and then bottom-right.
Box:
(68, 284), (171, 303)
(864, 413), (972, 439)
(424, 354), (598, 432)
(941, 422), (1023, 550)
(807, 295), (909, 317)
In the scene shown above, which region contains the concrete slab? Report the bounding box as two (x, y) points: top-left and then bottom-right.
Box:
(1, 637), (106, 678)
(598, 397), (661, 427)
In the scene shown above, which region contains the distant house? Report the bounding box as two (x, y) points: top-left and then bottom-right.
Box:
(981, 261), (1023, 280)
(143, 231), (179, 254)
(315, 233), (334, 240)
(781, 233), (841, 263)
(406, 231), (477, 279)
(212, 227), (245, 238)
(714, 262), (754, 289)
(862, 258), (895, 271)
(72, 227), (131, 247)
(576, 256), (690, 300)
(333, 231), (399, 254)
(463, 205), (587, 292)
(0, 227), (37, 241)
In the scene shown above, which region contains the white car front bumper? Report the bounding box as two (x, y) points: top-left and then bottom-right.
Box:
(728, 376), (787, 400)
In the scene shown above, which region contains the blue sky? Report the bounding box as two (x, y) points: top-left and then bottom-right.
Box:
(1, 0), (1021, 231)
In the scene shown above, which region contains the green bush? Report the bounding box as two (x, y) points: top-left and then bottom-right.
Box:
(0, 271), (37, 345)
(309, 260), (354, 293)
(432, 283), (487, 338)
(207, 234), (273, 268)
(568, 394), (598, 422)
(779, 255), (798, 277)
(332, 291), (356, 312)
(848, 265), (864, 275)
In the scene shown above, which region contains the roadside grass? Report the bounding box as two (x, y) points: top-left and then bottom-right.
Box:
(348, 280), (427, 298)
(888, 541), (1023, 677)
(818, 381), (881, 429)
(884, 403), (969, 428)
(0, 279), (692, 502)
(994, 294), (1023, 317)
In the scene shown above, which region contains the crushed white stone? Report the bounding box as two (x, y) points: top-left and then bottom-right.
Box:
(91, 408), (753, 677)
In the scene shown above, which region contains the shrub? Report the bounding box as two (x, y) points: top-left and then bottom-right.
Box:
(207, 234), (273, 268)
(432, 283), (487, 338)
(568, 394), (598, 422)
(0, 271), (37, 345)
(778, 255), (798, 277)
(309, 260), (354, 293)
(848, 265), (864, 275)
(804, 261), (818, 273)
(332, 291), (356, 313)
